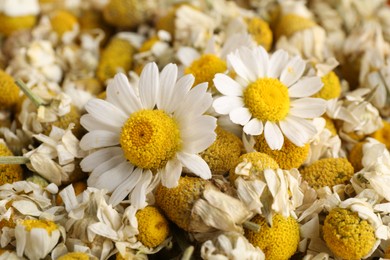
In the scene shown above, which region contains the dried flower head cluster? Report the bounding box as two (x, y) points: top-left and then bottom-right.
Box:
(1, 0), (390, 259)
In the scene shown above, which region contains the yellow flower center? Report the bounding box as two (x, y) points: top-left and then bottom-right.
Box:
(244, 78), (290, 122)
(275, 14), (316, 39)
(245, 17), (273, 51)
(313, 71), (341, 100)
(0, 143), (23, 186)
(185, 54), (227, 89)
(22, 219), (58, 235)
(136, 206), (170, 248)
(50, 10), (78, 37)
(120, 109), (181, 170)
(57, 252), (90, 260)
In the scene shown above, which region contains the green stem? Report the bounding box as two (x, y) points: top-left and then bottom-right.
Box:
(15, 79), (46, 107)
(243, 220), (261, 232)
(181, 246), (194, 260)
(0, 156), (30, 164)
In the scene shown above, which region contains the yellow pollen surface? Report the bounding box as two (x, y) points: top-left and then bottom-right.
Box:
(50, 10), (78, 37)
(0, 142), (23, 186)
(22, 219), (58, 235)
(246, 17), (273, 51)
(244, 78), (290, 122)
(57, 252), (90, 260)
(185, 54), (227, 89)
(348, 141), (365, 172)
(136, 206), (170, 248)
(313, 71), (341, 100)
(275, 14), (316, 39)
(0, 14), (36, 36)
(323, 208), (376, 260)
(120, 109), (181, 170)
(370, 120), (390, 150)
(0, 70), (20, 109)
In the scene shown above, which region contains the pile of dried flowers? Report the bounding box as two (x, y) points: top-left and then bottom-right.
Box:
(1, 0), (390, 259)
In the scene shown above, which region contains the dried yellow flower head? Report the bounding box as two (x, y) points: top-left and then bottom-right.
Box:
(21, 219), (58, 234)
(49, 10), (78, 38)
(370, 120), (390, 150)
(79, 9), (112, 41)
(0, 69), (20, 109)
(96, 37), (135, 83)
(245, 17), (273, 51)
(0, 14), (36, 36)
(136, 206), (170, 248)
(245, 214), (300, 260)
(57, 252), (90, 260)
(41, 105), (82, 137)
(201, 126), (243, 175)
(0, 142), (23, 186)
(323, 115), (338, 136)
(313, 71), (341, 100)
(103, 0), (156, 28)
(275, 14), (316, 39)
(75, 78), (103, 96)
(301, 158), (354, 189)
(323, 208), (376, 260)
(229, 152), (279, 183)
(155, 176), (207, 231)
(348, 141), (365, 172)
(254, 134), (309, 169)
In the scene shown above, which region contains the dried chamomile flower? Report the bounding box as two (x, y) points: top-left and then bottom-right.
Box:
(245, 214), (300, 260)
(15, 219), (64, 260)
(0, 120), (31, 156)
(212, 45), (326, 150)
(102, 0), (157, 29)
(24, 123), (86, 186)
(0, 70), (20, 109)
(370, 120), (390, 149)
(96, 35), (136, 83)
(0, 0), (39, 37)
(155, 176), (251, 236)
(0, 140), (23, 186)
(79, 8), (113, 44)
(56, 252), (97, 260)
(348, 140), (366, 172)
(48, 10), (79, 44)
(312, 71), (342, 101)
(0, 249), (26, 260)
(200, 126), (243, 175)
(201, 231), (265, 260)
(300, 158), (354, 190)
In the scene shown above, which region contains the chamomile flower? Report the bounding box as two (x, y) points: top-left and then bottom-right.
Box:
(213, 45), (326, 150)
(80, 62), (217, 207)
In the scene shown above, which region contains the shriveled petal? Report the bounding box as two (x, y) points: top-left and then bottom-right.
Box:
(177, 152), (211, 179)
(264, 121), (284, 150)
(243, 118), (263, 135)
(139, 62), (159, 109)
(288, 77), (324, 98)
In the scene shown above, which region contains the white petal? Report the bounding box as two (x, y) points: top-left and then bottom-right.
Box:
(165, 74), (194, 113)
(177, 152), (211, 179)
(280, 56), (306, 86)
(130, 170), (153, 209)
(88, 155), (126, 182)
(80, 147), (123, 172)
(213, 73), (244, 96)
(279, 116), (316, 147)
(243, 118), (263, 135)
(268, 49), (289, 78)
(106, 73), (142, 114)
(247, 46), (268, 78)
(177, 47), (200, 66)
(182, 117), (217, 154)
(80, 130), (119, 150)
(288, 77), (324, 98)
(213, 96), (244, 115)
(181, 115), (217, 147)
(139, 62), (159, 109)
(157, 63), (178, 110)
(227, 50), (251, 83)
(175, 83), (212, 119)
(290, 98), (326, 118)
(229, 107), (251, 125)
(109, 167), (143, 206)
(85, 99), (127, 128)
(264, 121), (284, 150)
(160, 157), (182, 188)
(90, 161), (133, 192)
(80, 114), (119, 133)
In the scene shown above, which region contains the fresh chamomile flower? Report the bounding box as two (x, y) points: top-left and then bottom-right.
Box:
(213, 45), (326, 150)
(300, 158), (354, 190)
(200, 126), (243, 175)
(80, 62), (217, 207)
(15, 219), (64, 260)
(201, 231), (265, 260)
(245, 214), (300, 260)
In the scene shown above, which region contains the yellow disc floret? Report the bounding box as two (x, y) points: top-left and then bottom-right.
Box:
(136, 206), (170, 248)
(230, 152), (279, 183)
(323, 115), (338, 136)
(0, 70), (20, 109)
(323, 207), (376, 260)
(200, 126), (243, 175)
(97, 37), (135, 83)
(254, 134), (309, 169)
(50, 10), (78, 38)
(0, 14), (36, 37)
(245, 17), (273, 51)
(0, 142), (23, 186)
(275, 14), (316, 39)
(244, 78), (290, 122)
(370, 120), (390, 150)
(57, 252), (90, 260)
(155, 176), (207, 231)
(245, 214), (300, 260)
(301, 158), (354, 189)
(348, 141), (365, 172)
(120, 109), (181, 170)
(313, 71), (341, 100)
(184, 54), (227, 89)
(41, 105), (82, 138)
(22, 219), (58, 235)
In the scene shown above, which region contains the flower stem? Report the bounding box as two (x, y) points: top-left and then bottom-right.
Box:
(181, 246), (194, 260)
(15, 79), (47, 107)
(243, 220), (261, 232)
(0, 156), (30, 164)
